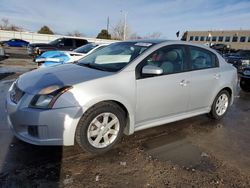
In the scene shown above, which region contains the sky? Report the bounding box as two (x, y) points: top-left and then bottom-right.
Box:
(0, 0), (250, 39)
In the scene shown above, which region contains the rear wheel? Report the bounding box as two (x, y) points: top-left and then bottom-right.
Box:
(75, 102), (126, 154)
(240, 78), (250, 92)
(209, 90), (230, 120)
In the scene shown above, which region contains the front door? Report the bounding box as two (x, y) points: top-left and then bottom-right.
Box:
(135, 45), (191, 125)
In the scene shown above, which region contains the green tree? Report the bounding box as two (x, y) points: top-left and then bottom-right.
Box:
(38, 25), (54, 35)
(96, 29), (111, 39)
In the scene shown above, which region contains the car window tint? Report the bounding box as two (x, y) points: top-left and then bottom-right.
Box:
(143, 45), (187, 75)
(189, 46), (217, 70)
(75, 39), (88, 47)
(64, 39), (73, 47)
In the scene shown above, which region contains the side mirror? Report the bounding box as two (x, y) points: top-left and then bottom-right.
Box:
(142, 65), (163, 75)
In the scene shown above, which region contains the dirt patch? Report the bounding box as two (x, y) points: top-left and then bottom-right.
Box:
(0, 137), (250, 188)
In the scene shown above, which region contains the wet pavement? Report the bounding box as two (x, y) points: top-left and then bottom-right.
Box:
(0, 47), (250, 187)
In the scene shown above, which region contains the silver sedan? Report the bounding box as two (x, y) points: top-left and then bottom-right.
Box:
(6, 40), (237, 154)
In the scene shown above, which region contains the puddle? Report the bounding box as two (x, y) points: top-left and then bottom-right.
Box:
(143, 133), (216, 171)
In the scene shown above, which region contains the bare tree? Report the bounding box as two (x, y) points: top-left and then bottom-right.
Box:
(111, 19), (131, 40)
(9, 24), (21, 31)
(143, 32), (162, 39)
(67, 30), (84, 37)
(1, 18), (9, 29)
(0, 18), (22, 31)
(129, 32), (142, 40)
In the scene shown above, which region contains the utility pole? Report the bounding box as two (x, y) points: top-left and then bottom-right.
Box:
(123, 12), (127, 41)
(107, 16), (109, 33)
(121, 10), (127, 41)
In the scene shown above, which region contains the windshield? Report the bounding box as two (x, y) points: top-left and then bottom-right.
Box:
(77, 42), (153, 72)
(49, 38), (62, 45)
(74, 43), (98, 53)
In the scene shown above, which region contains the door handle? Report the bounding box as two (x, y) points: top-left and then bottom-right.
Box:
(180, 80), (190, 87)
(214, 73), (221, 79)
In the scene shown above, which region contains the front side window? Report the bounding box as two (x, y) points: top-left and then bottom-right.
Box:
(64, 39), (73, 47)
(49, 38), (62, 45)
(138, 45), (187, 77)
(189, 46), (218, 70)
(77, 42), (153, 72)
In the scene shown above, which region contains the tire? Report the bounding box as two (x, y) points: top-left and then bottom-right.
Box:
(75, 102), (126, 154)
(209, 90), (230, 120)
(240, 78), (250, 92)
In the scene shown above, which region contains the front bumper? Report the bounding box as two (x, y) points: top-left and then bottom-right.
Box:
(6, 91), (83, 146)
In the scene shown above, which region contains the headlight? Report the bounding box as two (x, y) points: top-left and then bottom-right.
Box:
(30, 85), (72, 109)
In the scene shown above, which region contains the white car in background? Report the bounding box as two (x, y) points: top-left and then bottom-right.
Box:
(35, 43), (110, 68)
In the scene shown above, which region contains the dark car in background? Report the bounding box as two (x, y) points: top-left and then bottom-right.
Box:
(225, 50), (250, 92)
(0, 38), (29, 47)
(237, 50), (250, 92)
(27, 37), (88, 57)
(210, 43), (230, 54)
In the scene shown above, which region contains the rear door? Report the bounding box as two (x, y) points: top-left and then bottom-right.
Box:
(187, 46), (220, 111)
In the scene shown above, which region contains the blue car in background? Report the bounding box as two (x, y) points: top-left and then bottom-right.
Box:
(1, 38), (29, 47)
(35, 43), (110, 68)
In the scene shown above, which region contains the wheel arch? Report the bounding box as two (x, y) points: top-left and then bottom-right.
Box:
(211, 86), (234, 108)
(77, 97), (135, 136)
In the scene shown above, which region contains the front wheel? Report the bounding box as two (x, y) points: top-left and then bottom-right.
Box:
(75, 102), (126, 154)
(240, 78), (250, 92)
(209, 90), (230, 120)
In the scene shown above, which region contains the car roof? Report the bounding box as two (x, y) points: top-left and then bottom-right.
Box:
(124, 39), (168, 44)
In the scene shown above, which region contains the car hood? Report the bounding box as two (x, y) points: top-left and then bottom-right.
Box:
(17, 64), (113, 94)
(38, 51), (67, 58)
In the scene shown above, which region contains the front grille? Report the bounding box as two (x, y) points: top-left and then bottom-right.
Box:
(10, 83), (24, 104)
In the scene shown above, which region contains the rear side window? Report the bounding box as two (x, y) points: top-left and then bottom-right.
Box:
(189, 46), (218, 70)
